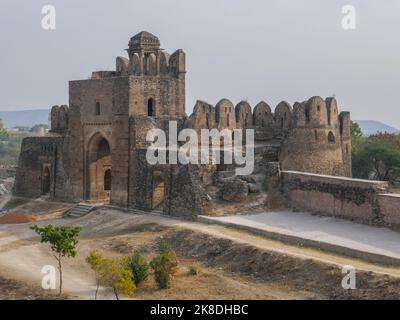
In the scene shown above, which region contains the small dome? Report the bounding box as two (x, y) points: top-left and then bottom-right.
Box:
(128, 31), (160, 50)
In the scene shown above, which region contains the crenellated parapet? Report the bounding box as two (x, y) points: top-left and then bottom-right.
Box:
(279, 96), (352, 177)
(187, 96), (348, 141)
(186, 96), (352, 177)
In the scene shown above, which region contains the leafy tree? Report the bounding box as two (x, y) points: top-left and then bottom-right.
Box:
(0, 118), (8, 140)
(86, 252), (135, 300)
(0, 132), (27, 166)
(128, 251), (149, 286)
(350, 121), (363, 154)
(30, 225), (81, 295)
(352, 137), (400, 182)
(86, 251), (106, 299)
(97, 255), (135, 300)
(370, 132), (400, 148)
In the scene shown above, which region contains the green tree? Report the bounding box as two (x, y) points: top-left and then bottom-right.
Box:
(0, 118), (8, 140)
(128, 251), (149, 286)
(352, 137), (400, 182)
(30, 225), (81, 295)
(0, 132), (26, 166)
(97, 255), (135, 300)
(87, 252), (135, 300)
(86, 250), (106, 299)
(350, 121), (363, 154)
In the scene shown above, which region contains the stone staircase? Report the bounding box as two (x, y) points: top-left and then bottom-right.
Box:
(64, 203), (95, 218)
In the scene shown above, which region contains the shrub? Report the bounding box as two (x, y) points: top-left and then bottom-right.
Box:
(128, 251), (149, 286)
(150, 250), (178, 289)
(188, 265), (199, 276)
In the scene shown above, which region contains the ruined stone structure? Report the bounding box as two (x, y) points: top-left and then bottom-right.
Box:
(187, 96), (352, 177)
(13, 31), (352, 217)
(280, 171), (400, 228)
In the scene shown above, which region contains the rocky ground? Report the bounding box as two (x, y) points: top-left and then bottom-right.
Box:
(0, 200), (399, 300)
(0, 275), (65, 300)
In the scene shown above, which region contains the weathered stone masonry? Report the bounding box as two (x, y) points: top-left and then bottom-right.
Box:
(13, 31), (353, 218)
(280, 171), (400, 228)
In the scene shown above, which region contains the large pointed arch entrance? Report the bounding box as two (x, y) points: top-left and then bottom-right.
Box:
(86, 133), (112, 202)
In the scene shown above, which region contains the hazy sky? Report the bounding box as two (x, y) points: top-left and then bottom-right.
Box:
(1, 0), (400, 127)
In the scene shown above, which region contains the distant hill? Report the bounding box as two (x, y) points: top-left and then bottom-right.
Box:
(0, 110), (398, 137)
(0, 109), (50, 128)
(354, 120), (400, 136)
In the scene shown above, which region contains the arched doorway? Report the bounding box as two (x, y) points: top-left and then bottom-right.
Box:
(86, 134), (111, 201)
(151, 175), (165, 209)
(42, 167), (50, 195)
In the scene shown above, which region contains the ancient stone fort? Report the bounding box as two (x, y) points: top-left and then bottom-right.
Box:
(14, 31), (357, 219)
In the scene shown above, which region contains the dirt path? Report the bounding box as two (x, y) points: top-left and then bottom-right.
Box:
(0, 215), (314, 300)
(0, 208), (399, 299)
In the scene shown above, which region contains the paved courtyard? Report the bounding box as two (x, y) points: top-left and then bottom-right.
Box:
(199, 211), (400, 264)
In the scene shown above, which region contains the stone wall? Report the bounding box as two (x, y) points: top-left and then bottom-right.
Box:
(377, 194), (400, 227)
(13, 31), (357, 221)
(127, 113), (205, 218)
(13, 137), (66, 199)
(127, 76), (185, 118)
(186, 96), (351, 178)
(281, 171), (400, 228)
(279, 97), (351, 177)
(164, 164), (205, 219)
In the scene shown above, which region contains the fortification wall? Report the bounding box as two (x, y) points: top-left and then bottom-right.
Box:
(13, 137), (66, 199)
(279, 96), (351, 177)
(187, 96), (351, 177)
(377, 194), (400, 226)
(281, 171), (400, 228)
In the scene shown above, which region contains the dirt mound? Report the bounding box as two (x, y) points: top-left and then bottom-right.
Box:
(165, 228), (400, 300)
(0, 212), (37, 224)
(3, 197), (70, 215)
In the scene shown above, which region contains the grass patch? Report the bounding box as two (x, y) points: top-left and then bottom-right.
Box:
(187, 264), (201, 276)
